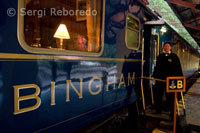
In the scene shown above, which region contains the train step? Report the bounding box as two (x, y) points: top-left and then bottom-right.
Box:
(152, 128), (172, 133)
(159, 120), (173, 129)
(140, 108), (172, 121)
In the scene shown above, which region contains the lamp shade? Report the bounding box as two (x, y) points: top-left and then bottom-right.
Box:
(54, 24), (70, 39)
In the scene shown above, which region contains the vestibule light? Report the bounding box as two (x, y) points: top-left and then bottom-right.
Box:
(160, 26), (167, 33)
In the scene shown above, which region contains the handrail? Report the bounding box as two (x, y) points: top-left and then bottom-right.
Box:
(176, 98), (180, 116)
(150, 79), (154, 105)
(141, 76), (166, 109)
(140, 76), (185, 115)
(141, 80), (146, 111)
(142, 76), (166, 82)
(181, 92), (185, 109)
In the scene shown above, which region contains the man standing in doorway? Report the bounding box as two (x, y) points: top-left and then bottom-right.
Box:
(153, 42), (183, 117)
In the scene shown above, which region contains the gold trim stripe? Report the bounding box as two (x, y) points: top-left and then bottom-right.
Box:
(0, 53), (142, 62)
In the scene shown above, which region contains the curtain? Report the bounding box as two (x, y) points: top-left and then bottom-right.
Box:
(86, 0), (101, 52)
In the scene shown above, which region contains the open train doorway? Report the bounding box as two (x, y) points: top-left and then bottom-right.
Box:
(143, 22), (163, 107)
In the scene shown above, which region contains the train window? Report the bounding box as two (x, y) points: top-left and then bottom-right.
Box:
(125, 13), (141, 50)
(18, 0), (104, 56)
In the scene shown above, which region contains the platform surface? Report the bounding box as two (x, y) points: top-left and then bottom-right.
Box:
(184, 78), (200, 132)
(185, 78), (200, 126)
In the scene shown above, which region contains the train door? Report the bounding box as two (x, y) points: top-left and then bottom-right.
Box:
(143, 24), (162, 106)
(150, 27), (160, 76)
(143, 25), (152, 105)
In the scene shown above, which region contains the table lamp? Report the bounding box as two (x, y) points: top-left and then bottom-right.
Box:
(54, 24), (70, 49)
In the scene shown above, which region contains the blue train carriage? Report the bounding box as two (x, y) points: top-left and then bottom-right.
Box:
(0, 0), (149, 132)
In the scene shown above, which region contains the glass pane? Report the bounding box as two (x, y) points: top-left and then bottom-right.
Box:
(127, 16), (139, 31)
(23, 0), (102, 53)
(126, 14), (140, 50)
(127, 29), (139, 48)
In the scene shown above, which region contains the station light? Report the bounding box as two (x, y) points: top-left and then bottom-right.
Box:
(160, 26), (167, 33)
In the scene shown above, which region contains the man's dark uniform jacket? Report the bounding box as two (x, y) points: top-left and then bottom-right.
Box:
(153, 52), (183, 79)
(152, 52), (183, 114)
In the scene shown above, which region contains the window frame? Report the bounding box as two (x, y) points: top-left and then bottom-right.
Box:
(125, 13), (141, 51)
(17, 0), (105, 57)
